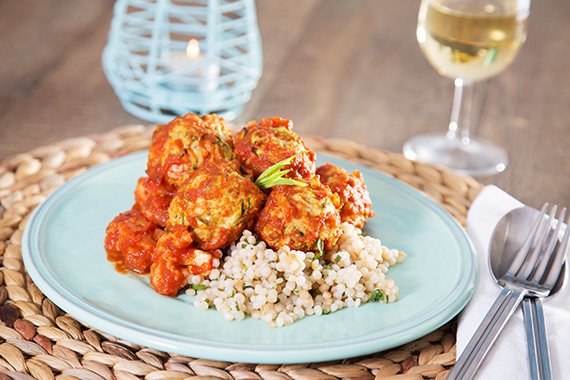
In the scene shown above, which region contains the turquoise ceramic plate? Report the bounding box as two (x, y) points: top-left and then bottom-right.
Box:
(22, 151), (477, 364)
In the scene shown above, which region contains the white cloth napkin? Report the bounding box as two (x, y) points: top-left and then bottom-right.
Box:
(457, 185), (570, 379)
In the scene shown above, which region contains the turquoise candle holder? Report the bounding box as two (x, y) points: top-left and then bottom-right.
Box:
(102, 0), (262, 122)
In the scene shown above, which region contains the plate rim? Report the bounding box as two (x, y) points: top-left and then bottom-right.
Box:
(22, 151), (478, 363)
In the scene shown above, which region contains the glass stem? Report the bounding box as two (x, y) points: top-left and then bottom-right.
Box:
(447, 78), (474, 145)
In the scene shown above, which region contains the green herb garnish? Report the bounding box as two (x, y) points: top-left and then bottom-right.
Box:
(192, 284), (207, 291)
(313, 239), (325, 260)
(255, 151), (308, 189)
(243, 285), (253, 290)
(322, 309), (331, 315)
(335, 255), (341, 263)
(368, 289), (385, 303)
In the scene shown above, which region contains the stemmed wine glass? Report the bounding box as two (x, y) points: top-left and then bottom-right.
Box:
(403, 0), (530, 176)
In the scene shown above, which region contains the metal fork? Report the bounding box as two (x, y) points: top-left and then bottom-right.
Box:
(448, 204), (569, 380)
(524, 206), (568, 380)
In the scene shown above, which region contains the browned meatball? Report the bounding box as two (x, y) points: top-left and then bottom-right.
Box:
(147, 113), (238, 187)
(134, 177), (175, 227)
(168, 162), (265, 250)
(104, 207), (162, 274)
(255, 177), (342, 251)
(316, 163), (374, 229)
(234, 117), (316, 180)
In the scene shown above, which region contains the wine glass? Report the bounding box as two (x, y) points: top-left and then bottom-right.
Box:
(403, 0), (530, 176)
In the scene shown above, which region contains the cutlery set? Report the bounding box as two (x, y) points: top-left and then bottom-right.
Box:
(450, 204), (569, 380)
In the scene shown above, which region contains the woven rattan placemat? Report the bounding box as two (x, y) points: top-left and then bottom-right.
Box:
(0, 125), (483, 380)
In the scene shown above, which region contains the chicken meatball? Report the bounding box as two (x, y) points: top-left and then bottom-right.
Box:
(316, 163), (374, 229)
(104, 207), (161, 274)
(147, 113), (238, 187)
(234, 117), (316, 179)
(150, 226), (221, 296)
(168, 161), (265, 250)
(255, 177), (342, 251)
(134, 177), (175, 227)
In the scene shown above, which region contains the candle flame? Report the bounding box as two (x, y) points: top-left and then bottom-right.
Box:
(186, 39), (200, 59)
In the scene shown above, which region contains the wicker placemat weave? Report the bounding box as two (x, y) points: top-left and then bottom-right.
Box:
(0, 125), (483, 380)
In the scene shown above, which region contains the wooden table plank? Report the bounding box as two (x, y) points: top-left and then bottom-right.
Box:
(0, 0), (114, 116)
(244, 0), (570, 206)
(0, 0), (567, 206)
(241, 0), (322, 120)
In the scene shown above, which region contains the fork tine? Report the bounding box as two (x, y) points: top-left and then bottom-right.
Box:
(516, 204), (555, 279)
(531, 207), (567, 283)
(506, 203), (548, 276)
(543, 213), (570, 289)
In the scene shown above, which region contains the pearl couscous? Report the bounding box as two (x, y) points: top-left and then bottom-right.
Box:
(187, 223), (405, 327)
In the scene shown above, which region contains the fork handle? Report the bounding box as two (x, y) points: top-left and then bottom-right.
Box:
(448, 287), (526, 380)
(523, 297), (553, 380)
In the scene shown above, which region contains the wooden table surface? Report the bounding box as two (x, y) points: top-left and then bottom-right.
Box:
(0, 0), (568, 207)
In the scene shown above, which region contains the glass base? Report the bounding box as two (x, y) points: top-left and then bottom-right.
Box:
(403, 133), (508, 177)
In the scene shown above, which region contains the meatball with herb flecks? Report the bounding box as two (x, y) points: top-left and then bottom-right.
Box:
(255, 177), (342, 251)
(317, 163), (374, 229)
(147, 113), (238, 187)
(168, 161), (265, 250)
(234, 117), (316, 180)
(104, 207), (162, 274)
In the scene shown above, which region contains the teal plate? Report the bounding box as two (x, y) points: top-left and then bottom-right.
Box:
(22, 152), (477, 364)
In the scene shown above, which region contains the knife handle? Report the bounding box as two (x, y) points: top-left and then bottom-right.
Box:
(448, 287), (526, 380)
(523, 297), (553, 380)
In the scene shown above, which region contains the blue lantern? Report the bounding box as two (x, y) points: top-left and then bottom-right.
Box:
(103, 0), (262, 122)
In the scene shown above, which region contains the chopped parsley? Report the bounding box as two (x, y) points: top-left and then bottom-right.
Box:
(191, 284), (208, 291)
(334, 255), (341, 263)
(368, 289), (385, 302)
(240, 197), (252, 216)
(322, 309), (331, 315)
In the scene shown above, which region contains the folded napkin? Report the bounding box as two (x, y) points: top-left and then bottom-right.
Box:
(457, 185), (570, 379)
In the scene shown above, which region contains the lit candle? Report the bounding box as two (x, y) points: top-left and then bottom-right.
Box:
(162, 39), (220, 93)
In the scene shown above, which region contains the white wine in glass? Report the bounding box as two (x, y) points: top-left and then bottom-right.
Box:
(404, 0), (529, 176)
